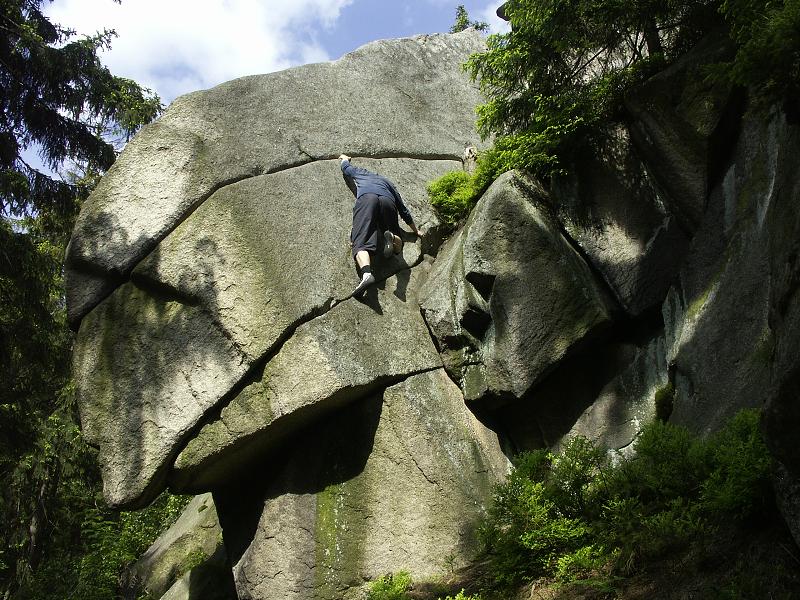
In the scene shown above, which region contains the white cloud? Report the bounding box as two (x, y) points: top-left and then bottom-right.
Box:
(477, 1), (511, 34)
(46, 0), (354, 103)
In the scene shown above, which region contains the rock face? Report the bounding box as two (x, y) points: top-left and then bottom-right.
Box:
(216, 370), (506, 600)
(122, 494), (236, 600)
(65, 31), (487, 327)
(551, 126), (690, 317)
(68, 29), (800, 596)
(419, 171), (614, 406)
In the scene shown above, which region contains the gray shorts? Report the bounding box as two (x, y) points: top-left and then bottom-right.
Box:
(350, 193), (400, 257)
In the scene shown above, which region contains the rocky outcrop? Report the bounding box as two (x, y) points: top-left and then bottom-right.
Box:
(419, 171), (614, 406)
(122, 494), (236, 600)
(664, 110), (800, 434)
(70, 31), (513, 598)
(67, 27), (800, 597)
(73, 157), (456, 508)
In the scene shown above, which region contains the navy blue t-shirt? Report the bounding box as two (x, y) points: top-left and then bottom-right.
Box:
(341, 160), (414, 226)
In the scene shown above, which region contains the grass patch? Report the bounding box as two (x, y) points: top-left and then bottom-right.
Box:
(367, 571), (413, 600)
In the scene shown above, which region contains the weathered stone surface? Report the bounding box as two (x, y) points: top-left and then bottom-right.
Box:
(157, 546), (238, 600)
(122, 494), (234, 600)
(625, 33), (739, 231)
(214, 369), (508, 600)
(171, 263), (442, 491)
(74, 157), (453, 508)
(664, 109), (800, 434)
(73, 283), (250, 507)
(419, 171), (614, 406)
(554, 335), (667, 455)
(553, 126), (690, 316)
(491, 325), (666, 455)
(133, 158), (456, 361)
(65, 31), (487, 325)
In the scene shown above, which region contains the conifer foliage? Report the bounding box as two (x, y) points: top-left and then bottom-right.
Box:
(0, 1), (161, 596)
(0, 0), (161, 220)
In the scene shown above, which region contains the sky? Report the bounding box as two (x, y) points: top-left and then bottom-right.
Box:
(45, 0), (510, 106)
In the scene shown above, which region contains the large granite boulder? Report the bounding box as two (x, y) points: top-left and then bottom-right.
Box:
(214, 369), (508, 600)
(65, 31), (487, 327)
(419, 171), (615, 406)
(69, 31), (516, 594)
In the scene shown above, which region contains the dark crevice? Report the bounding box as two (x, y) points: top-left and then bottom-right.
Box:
(465, 271), (495, 302)
(707, 86), (747, 194)
(172, 365), (443, 492)
(460, 306), (491, 340)
(656, 364), (678, 422)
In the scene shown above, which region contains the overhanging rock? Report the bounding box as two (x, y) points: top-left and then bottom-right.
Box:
(171, 264), (443, 492)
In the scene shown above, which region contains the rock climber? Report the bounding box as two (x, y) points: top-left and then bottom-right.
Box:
(339, 154), (419, 296)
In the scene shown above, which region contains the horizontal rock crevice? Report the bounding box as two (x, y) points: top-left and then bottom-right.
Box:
(69, 153), (465, 329)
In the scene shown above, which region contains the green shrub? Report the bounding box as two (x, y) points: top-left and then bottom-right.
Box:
(72, 492), (191, 600)
(700, 409), (772, 517)
(480, 409), (773, 591)
(367, 570), (413, 600)
(554, 544), (609, 583)
(427, 138), (548, 226)
(718, 0), (800, 103)
(427, 171), (474, 225)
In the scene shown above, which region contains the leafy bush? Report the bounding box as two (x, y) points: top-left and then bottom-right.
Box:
(718, 0), (800, 102)
(480, 409), (772, 591)
(427, 134), (554, 227)
(14, 491), (190, 600)
(368, 570), (413, 600)
(427, 171), (475, 225)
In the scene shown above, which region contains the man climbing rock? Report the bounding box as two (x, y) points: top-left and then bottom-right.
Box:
(339, 154), (419, 296)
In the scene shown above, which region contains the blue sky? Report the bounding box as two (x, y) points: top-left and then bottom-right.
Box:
(46, 0), (509, 105)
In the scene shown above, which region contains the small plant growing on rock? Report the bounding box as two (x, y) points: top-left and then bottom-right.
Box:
(367, 570), (413, 600)
(438, 591), (482, 600)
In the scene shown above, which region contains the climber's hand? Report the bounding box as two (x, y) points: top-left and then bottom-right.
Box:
(339, 154), (351, 162)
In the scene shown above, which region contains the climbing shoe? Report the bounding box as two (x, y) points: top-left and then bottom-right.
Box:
(352, 272), (376, 297)
(383, 230), (395, 258)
